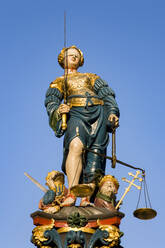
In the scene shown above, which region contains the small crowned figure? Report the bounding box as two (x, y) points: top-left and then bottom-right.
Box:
(94, 175), (119, 211)
(45, 46), (120, 207)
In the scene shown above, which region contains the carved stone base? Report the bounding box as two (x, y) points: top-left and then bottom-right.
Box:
(31, 207), (124, 248)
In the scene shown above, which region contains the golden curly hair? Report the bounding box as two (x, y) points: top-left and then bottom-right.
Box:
(58, 45), (84, 69)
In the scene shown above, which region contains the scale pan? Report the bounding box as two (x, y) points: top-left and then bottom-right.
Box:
(133, 208), (157, 220)
(70, 184), (94, 197)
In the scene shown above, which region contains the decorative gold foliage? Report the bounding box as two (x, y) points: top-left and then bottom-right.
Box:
(68, 245), (83, 248)
(99, 225), (123, 248)
(31, 220), (54, 247)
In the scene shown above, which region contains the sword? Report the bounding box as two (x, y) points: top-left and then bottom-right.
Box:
(24, 172), (47, 193)
(61, 11), (68, 131)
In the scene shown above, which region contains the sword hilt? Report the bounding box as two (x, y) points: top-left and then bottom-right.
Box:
(61, 113), (67, 130)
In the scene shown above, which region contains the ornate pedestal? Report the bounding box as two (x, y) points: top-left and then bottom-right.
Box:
(31, 207), (124, 248)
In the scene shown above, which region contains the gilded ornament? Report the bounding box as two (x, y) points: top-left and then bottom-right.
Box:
(68, 244), (82, 248)
(31, 220), (54, 247)
(57, 227), (95, 234)
(50, 77), (64, 93)
(98, 225), (123, 247)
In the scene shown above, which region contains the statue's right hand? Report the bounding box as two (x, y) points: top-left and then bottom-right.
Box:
(58, 104), (70, 114)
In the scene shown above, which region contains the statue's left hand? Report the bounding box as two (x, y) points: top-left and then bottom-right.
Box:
(108, 114), (119, 128)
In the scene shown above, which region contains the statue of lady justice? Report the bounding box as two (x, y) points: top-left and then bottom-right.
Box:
(45, 46), (120, 207)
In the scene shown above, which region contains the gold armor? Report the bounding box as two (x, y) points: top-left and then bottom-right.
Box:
(50, 72), (103, 107)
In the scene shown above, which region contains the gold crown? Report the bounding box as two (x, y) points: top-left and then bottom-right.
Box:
(99, 175), (119, 190)
(58, 45), (84, 69)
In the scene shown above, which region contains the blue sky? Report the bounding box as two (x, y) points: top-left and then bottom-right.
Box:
(1, 0), (164, 247)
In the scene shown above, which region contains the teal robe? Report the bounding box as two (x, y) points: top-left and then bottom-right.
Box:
(45, 77), (119, 183)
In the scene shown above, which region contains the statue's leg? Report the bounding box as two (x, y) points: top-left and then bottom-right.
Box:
(66, 136), (84, 188)
(80, 149), (106, 206)
(80, 119), (108, 206)
(83, 149), (106, 184)
(61, 137), (84, 207)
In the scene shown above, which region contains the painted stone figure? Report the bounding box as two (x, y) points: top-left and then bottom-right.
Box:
(94, 175), (119, 211)
(39, 170), (67, 213)
(45, 46), (120, 207)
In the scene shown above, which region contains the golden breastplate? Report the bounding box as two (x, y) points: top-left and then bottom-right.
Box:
(50, 73), (103, 107)
(67, 73), (95, 96)
(66, 73), (103, 107)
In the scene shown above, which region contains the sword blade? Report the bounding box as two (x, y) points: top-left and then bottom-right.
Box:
(24, 172), (47, 193)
